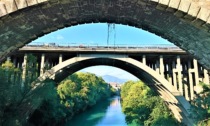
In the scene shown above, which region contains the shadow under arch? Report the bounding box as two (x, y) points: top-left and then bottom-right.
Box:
(37, 54), (194, 125)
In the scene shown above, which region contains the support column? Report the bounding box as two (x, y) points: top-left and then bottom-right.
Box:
(172, 61), (177, 90)
(7, 57), (11, 62)
(13, 57), (17, 67)
(177, 56), (183, 94)
(159, 55), (164, 77)
(203, 69), (209, 84)
(183, 77), (190, 101)
(193, 59), (199, 86)
(40, 54), (45, 76)
(142, 55), (146, 65)
(59, 54), (63, 64)
(156, 60), (160, 73)
(22, 54), (27, 89)
(188, 61), (194, 100)
(168, 64), (173, 85)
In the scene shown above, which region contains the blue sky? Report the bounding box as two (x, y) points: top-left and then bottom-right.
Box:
(32, 23), (172, 81)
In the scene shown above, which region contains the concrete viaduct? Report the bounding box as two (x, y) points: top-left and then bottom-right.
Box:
(6, 45), (209, 125)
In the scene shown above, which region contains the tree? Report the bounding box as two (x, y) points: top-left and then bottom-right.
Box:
(190, 82), (210, 126)
(121, 80), (179, 126)
(29, 72), (114, 125)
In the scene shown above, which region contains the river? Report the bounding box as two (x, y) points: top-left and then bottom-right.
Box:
(65, 96), (128, 126)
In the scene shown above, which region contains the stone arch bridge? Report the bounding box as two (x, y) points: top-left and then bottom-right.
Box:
(1, 0), (210, 125)
(6, 45), (210, 125)
(1, 0), (210, 71)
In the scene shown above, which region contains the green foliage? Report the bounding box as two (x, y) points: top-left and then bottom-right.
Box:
(0, 54), (41, 125)
(29, 72), (113, 125)
(0, 60), (22, 125)
(190, 82), (210, 125)
(121, 80), (179, 126)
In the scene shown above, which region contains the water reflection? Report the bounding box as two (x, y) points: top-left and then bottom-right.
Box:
(65, 96), (127, 126)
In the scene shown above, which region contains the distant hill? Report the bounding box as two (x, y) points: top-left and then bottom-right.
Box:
(102, 75), (127, 84)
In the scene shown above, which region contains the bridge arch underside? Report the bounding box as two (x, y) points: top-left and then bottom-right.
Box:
(1, 0), (210, 71)
(48, 57), (191, 124)
(55, 58), (160, 85)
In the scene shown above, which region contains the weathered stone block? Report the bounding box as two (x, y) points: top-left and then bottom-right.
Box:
(178, 0), (191, 13)
(159, 0), (170, 5)
(168, 0), (180, 9)
(26, 0), (37, 6)
(183, 3), (200, 21)
(3, 0), (18, 13)
(188, 3), (200, 17)
(0, 2), (7, 16)
(37, 0), (48, 3)
(156, 0), (170, 10)
(197, 8), (210, 22)
(15, 0), (27, 9)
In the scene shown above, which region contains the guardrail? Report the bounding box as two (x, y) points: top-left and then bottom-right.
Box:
(25, 42), (182, 51)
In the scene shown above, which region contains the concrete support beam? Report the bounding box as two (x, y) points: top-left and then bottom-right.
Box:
(12, 57), (17, 67)
(168, 64), (173, 85)
(156, 60), (160, 73)
(188, 61), (194, 100)
(6, 57), (11, 61)
(172, 61), (178, 90)
(59, 54), (63, 64)
(22, 54), (27, 89)
(193, 59), (199, 86)
(183, 77), (190, 101)
(177, 56), (183, 94)
(159, 55), (164, 77)
(142, 55), (146, 65)
(203, 69), (209, 84)
(40, 54), (45, 76)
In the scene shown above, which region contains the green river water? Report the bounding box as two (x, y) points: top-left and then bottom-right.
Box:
(65, 96), (129, 126)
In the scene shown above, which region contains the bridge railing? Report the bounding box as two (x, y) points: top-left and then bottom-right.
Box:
(25, 42), (182, 51)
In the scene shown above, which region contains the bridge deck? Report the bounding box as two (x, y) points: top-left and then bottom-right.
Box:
(19, 45), (186, 54)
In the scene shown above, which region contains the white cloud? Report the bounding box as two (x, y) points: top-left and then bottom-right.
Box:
(56, 35), (64, 40)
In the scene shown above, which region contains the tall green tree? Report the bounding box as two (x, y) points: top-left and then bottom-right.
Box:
(29, 72), (115, 125)
(190, 82), (210, 126)
(121, 80), (179, 126)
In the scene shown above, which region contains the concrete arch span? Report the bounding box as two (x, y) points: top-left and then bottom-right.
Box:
(35, 54), (193, 125)
(1, 0), (210, 70)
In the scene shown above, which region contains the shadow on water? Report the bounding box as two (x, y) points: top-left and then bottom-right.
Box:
(65, 96), (127, 126)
